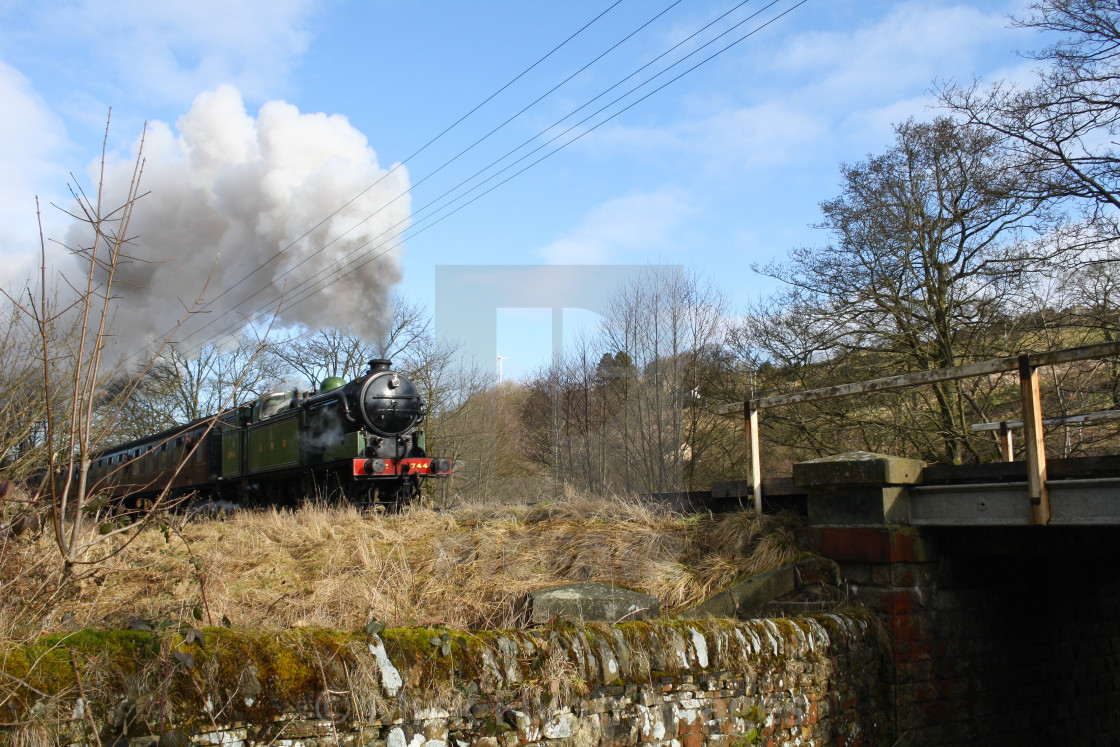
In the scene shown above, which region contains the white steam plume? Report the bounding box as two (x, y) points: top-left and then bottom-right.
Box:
(66, 85), (409, 356)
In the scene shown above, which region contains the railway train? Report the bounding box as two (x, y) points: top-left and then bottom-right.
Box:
(85, 359), (452, 509)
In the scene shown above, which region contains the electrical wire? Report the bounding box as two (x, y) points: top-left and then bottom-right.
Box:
(174, 0), (809, 357)
(157, 0), (697, 357)
(124, 0), (629, 364)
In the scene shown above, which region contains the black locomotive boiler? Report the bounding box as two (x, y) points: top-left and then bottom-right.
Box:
(87, 359), (452, 508)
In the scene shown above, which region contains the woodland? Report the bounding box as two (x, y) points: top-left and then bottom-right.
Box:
(3, 2), (1120, 508)
(0, 3), (1118, 729)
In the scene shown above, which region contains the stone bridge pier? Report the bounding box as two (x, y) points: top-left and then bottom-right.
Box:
(791, 452), (1120, 746)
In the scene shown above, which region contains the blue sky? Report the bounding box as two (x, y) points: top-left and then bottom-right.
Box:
(0, 0), (1043, 381)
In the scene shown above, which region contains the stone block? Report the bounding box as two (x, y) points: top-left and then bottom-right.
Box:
(528, 582), (659, 624)
(807, 485), (909, 525)
(888, 561), (938, 587)
(793, 556), (840, 586)
(679, 566), (797, 619)
(793, 451), (924, 487)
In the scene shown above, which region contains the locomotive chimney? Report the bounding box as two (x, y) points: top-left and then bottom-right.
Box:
(368, 359), (392, 374)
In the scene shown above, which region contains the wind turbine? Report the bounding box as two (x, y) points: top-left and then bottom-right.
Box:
(497, 353), (509, 384)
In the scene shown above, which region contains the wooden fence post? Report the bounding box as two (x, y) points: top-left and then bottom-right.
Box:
(1018, 354), (1050, 525)
(998, 422), (1014, 463)
(745, 399), (762, 513)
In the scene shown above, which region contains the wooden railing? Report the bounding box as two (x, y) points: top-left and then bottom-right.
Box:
(970, 408), (1120, 461)
(717, 340), (1120, 525)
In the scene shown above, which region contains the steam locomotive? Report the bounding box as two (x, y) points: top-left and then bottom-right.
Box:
(86, 359), (451, 509)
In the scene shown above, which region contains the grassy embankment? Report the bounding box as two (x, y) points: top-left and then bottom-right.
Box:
(0, 489), (805, 641)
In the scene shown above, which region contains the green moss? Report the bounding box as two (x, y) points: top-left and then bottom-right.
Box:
(732, 727), (765, 746)
(201, 630), (307, 719)
(1, 630), (159, 703)
(0, 615), (877, 738)
(26, 629), (160, 660)
(382, 626), (465, 684)
(736, 705), (764, 723)
(379, 625), (534, 696)
(0, 627), (370, 736)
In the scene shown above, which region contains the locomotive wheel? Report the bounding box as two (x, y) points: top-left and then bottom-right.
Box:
(301, 469), (348, 504)
(379, 477), (419, 513)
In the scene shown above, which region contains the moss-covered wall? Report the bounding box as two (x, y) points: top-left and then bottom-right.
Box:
(0, 616), (883, 747)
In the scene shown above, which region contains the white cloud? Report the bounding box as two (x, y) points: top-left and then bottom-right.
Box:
(537, 190), (693, 263)
(583, 1), (1029, 174)
(778, 2), (1017, 99)
(589, 100), (825, 173)
(22, 0), (318, 102)
(780, 2), (1038, 153)
(0, 60), (70, 286)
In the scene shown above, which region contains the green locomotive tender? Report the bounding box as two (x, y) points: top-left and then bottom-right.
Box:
(87, 359), (451, 508)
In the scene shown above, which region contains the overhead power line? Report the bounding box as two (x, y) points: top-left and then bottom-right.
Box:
(174, 0), (810, 358)
(125, 0), (630, 364)
(160, 0), (696, 358)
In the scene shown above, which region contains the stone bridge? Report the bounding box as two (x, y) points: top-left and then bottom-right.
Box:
(790, 450), (1120, 746)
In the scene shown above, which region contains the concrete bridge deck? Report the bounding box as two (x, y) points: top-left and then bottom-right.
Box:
(789, 452), (1120, 528)
(910, 455), (1120, 525)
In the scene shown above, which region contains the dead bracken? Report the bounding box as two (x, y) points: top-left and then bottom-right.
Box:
(0, 490), (804, 639)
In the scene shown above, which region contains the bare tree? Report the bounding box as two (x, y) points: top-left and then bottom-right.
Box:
(0, 301), (61, 482)
(3, 118), (271, 567)
(942, 0), (1120, 254)
(750, 118), (1061, 463)
(277, 325), (375, 390)
(97, 363), (180, 444)
(157, 339), (287, 421)
(1016, 261), (1120, 456)
(6, 121), (161, 563)
(277, 296), (433, 390)
(598, 268), (729, 492)
(521, 334), (612, 494)
(375, 295), (433, 363)
(518, 267), (730, 494)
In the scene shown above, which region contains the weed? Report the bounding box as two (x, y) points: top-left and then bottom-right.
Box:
(1, 490), (805, 638)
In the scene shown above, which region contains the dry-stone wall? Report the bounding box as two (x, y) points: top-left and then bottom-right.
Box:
(0, 617), (883, 747)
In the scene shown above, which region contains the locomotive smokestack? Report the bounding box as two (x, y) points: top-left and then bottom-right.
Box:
(368, 359), (392, 373)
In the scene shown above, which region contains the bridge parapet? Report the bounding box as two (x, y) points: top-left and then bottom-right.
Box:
(793, 450), (1120, 526)
(794, 451), (923, 526)
(794, 451), (1120, 744)
(721, 340), (1120, 524)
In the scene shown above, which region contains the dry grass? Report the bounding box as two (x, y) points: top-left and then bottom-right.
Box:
(0, 488), (804, 639)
